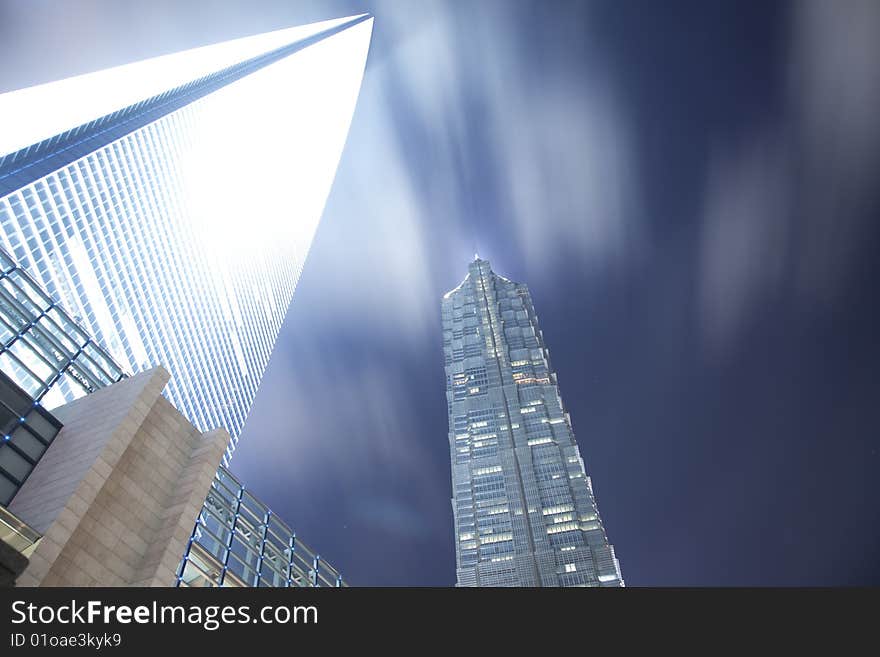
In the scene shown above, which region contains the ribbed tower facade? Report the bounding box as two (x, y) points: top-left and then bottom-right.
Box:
(0, 15), (373, 462)
(443, 258), (623, 586)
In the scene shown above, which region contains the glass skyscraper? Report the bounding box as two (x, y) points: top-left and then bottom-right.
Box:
(443, 257), (623, 586)
(0, 14), (373, 462)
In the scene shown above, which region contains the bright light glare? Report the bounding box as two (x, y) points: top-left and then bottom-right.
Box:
(0, 14), (369, 159)
(0, 16), (374, 449)
(182, 18), (374, 264)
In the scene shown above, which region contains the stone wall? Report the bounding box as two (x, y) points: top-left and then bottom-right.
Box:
(9, 367), (228, 586)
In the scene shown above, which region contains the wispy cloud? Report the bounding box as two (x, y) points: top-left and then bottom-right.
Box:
(279, 0), (643, 347)
(467, 2), (640, 273)
(240, 342), (438, 480)
(699, 134), (791, 350)
(698, 0), (880, 352)
(789, 0), (880, 303)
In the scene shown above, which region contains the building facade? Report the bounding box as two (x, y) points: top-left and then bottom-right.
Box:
(1, 241), (127, 508)
(0, 245), (126, 412)
(0, 246), (344, 586)
(178, 467), (345, 587)
(6, 366), (230, 587)
(442, 258), (623, 586)
(0, 14), (373, 462)
(0, 366), (346, 587)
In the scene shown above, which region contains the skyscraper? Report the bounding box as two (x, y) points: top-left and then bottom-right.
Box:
(0, 14), (373, 462)
(442, 257), (623, 586)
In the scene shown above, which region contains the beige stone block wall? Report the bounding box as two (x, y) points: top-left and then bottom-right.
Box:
(9, 367), (229, 587)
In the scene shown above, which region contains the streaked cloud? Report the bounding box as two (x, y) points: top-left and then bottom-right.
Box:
(239, 341), (438, 481)
(281, 0), (643, 346)
(789, 0), (880, 304)
(698, 0), (880, 352)
(700, 135), (791, 350)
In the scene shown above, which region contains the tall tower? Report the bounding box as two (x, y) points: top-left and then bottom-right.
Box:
(442, 257), (623, 586)
(0, 15), (373, 462)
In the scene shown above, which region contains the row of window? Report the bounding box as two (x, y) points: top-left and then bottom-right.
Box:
(178, 467), (344, 588)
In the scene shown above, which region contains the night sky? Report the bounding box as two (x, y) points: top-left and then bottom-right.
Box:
(2, 0), (878, 585)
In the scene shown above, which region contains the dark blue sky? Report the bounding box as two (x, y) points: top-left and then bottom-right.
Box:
(3, 0), (878, 585)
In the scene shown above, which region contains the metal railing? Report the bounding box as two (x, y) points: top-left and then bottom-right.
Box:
(0, 504), (41, 558)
